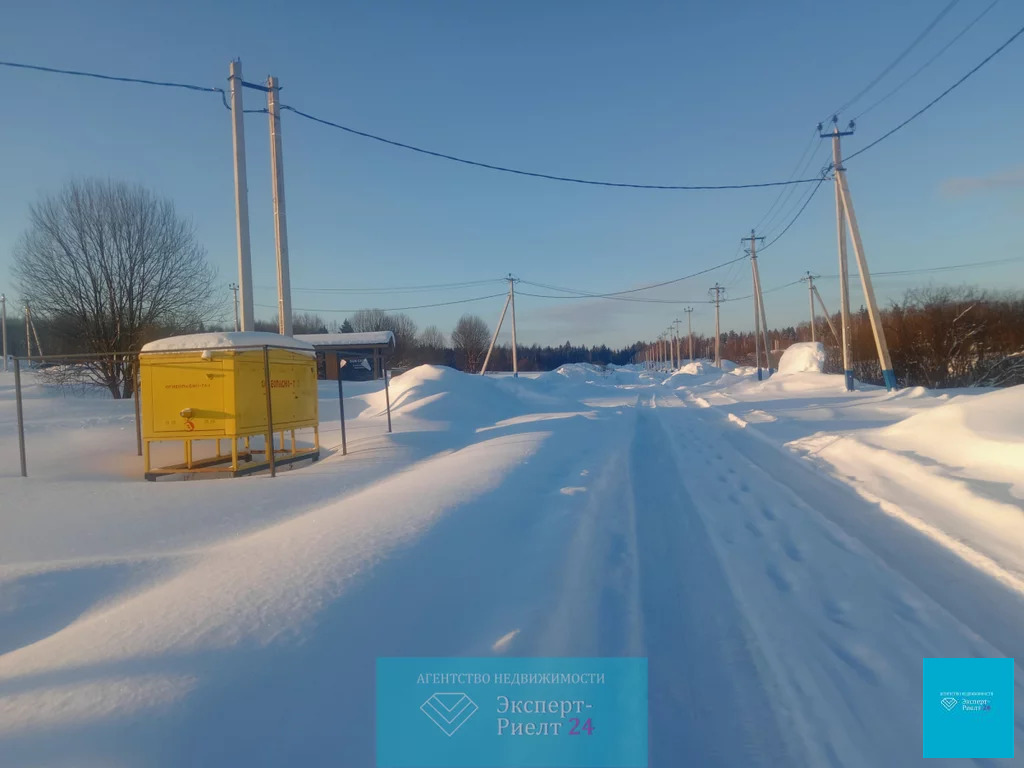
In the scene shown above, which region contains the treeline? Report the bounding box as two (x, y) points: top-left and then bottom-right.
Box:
(672, 287), (1024, 388)
(10, 287), (1023, 390)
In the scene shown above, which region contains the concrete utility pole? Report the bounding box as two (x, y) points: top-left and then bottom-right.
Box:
(821, 116), (896, 391)
(481, 282), (512, 375)
(508, 274), (519, 378)
(228, 60), (254, 332)
(1, 294), (7, 371)
(24, 303), (31, 358)
(684, 307), (694, 362)
(709, 284), (724, 367)
(267, 75), (293, 336)
(229, 283), (240, 332)
(823, 117), (855, 390)
(801, 272), (818, 342)
(742, 230), (769, 380)
(672, 319), (682, 369)
(812, 283), (841, 344)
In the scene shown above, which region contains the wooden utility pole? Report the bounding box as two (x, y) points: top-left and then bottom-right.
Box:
(228, 60), (254, 332)
(709, 284), (724, 367)
(267, 75), (293, 336)
(822, 116), (896, 391)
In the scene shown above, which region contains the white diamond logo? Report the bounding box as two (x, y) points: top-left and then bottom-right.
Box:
(940, 697), (958, 712)
(421, 692), (478, 736)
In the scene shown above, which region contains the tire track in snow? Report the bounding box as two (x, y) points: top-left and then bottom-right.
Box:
(654, 387), (1024, 764)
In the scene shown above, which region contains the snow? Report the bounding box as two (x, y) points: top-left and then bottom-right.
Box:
(293, 331), (394, 348)
(140, 331), (316, 354)
(776, 341), (825, 375)
(1, 363), (1022, 764)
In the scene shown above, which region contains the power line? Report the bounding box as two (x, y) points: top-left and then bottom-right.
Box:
(270, 278), (506, 294)
(277, 104), (825, 191)
(254, 292), (507, 314)
(0, 59), (229, 107)
(516, 290), (704, 305)
(845, 21), (1024, 163)
(827, 0), (963, 119)
(854, 0), (1002, 120)
(518, 254), (749, 300)
(818, 255), (1024, 280)
(758, 171), (831, 252)
(755, 132), (822, 234)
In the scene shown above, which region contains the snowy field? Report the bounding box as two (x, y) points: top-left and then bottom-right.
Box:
(1, 354), (1022, 766)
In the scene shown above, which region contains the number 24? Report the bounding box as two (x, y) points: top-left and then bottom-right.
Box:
(568, 717), (594, 735)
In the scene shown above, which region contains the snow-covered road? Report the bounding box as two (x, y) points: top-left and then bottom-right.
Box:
(1, 363), (1022, 766)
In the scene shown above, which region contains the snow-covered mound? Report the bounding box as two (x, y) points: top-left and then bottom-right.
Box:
(363, 365), (576, 428)
(777, 342), (825, 375)
(719, 359), (738, 372)
(664, 362), (718, 388)
(880, 384), (1024, 493)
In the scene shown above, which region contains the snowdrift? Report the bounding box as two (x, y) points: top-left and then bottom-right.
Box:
(361, 365), (579, 428)
(879, 384), (1024, 495)
(777, 342), (825, 375)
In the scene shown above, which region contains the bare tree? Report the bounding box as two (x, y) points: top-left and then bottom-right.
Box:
(388, 312), (418, 365)
(348, 308), (389, 332)
(451, 314), (490, 372)
(12, 179), (217, 397)
(417, 325), (447, 365)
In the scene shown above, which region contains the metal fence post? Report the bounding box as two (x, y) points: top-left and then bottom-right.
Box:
(14, 358), (27, 477)
(384, 365), (392, 434)
(263, 345), (276, 477)
(336, 352), (347, 456)
(133, 355), (143, 457)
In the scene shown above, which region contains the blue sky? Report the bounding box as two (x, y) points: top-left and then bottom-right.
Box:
(1, 0), (1022, 348)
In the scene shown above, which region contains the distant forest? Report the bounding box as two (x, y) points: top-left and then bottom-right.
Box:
(8, 286), (1023, 389)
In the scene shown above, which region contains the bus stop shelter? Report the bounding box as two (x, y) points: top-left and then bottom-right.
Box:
(294, 331), (395, 381)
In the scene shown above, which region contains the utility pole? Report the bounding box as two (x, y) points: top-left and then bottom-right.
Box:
(672, 319), (682, 369)
(812, 283), (840, 344)
(1, 294), (7, 371)
(481, 280), (513, 375)
(683, 307), (694, 362)
(801, 272), (818, 342)
(508, 274), (519, 378)
(709, 284), (724, 367)
(228, 59), (254, 332)
(24, 303), (32, 359)
(822, 117), (854, 390)
(267, 75), (293, 336)
(820, 116), (896, 391)
(229, 283), (240, 332)
(742, 230), (769, 380)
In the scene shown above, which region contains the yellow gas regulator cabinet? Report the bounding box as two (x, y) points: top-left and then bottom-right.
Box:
(139, 332), (320, 479)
